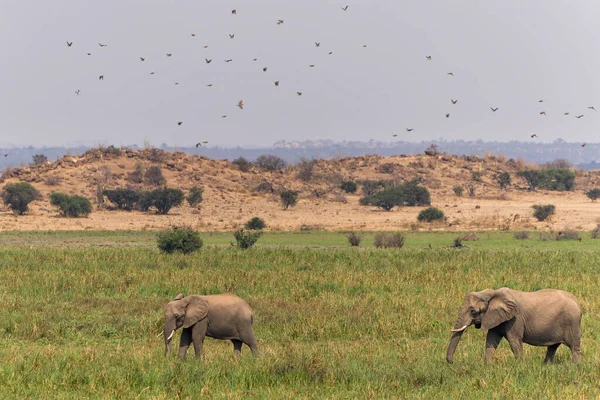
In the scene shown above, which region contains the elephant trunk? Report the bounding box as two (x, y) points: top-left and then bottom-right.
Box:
(446, 313), (472, 363)
(163, 319), (176, 356)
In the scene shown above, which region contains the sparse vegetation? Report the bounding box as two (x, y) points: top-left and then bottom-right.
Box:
(148, 148), (166, 163)
(360, 180), (381, 196)
(374, 232), (405, 248)
(471, 171), (483, 182)
(280, 189), (299, 210)
(453, 185), (464, 197)
(417, 207), (445, 222)
(466, 185), (476, 197)
(556, 230), (579, 241)
(0, 182), (41, 215)
(156, 226), (203, 254)
(127, 161), (145, 184)
(347, 232), (362, 247)
(50, 193), (92, 217)
(186, 187), (204, 207)
(496, 172), (511, 189)
(232, 156), (252, 172)
(144, 165), (166, 186)
(44, 175), (61, 186)
(340, 181), (357, 194)
(585, 189), (600, 202)
(255, 154), (287, 172)
(234, 228), (262, 249)
(296, 158), (317, 182)
(543, 158), (571, 169)
(532, 204), (556, 221)
(245, 217), (266, 230)
(513, 231), (530, 240)
(591, 224), (600, 239)
(378, 163), (395, 174)
(32, 154), (48, 165)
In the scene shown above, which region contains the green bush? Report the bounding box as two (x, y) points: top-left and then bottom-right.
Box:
(280, 189), (299, 210)
(532, 204), (555, 221)
(0, 182), (41, 215)
(137, 191), (154, 212)
(157, 226), (203, 254)
(144, 165), (166, 186)
(585, 189), (600, 202)
(186, 187), (204, 207)
(104, 188), (139, 211)
(150, 188), (184, 214)
(50, 193), (92, 217)
(417, 207), (445, 222)
(496, 172), (511, 189)
(518, 169), (575, 191)
(245, 217), (266, 230)
(453, 186), (464, 197)
(340, 181), (358, 194)
(360, 181), (430, 211)
(374, 232), (405, 248)
(234, 229), (262, 249)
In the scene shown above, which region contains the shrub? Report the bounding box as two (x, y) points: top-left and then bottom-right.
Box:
(234, 229), (262, 249)
(50, 192), (92, 217)
(137, 191), (154, 212)
(513, 231), (530, 240)
(232, 157), (252, 172)
(104, 188), (139, 210)
(378, 163), (395, 174)
(150, 187), (184, 214)
(471, 171), (483, 182)
(280, 189), (298, 210)
(296, 158), (317, 182)
(591, 224), (600, 239)
(186, 187), (204, 207)
(45, 175), (61, 186)
(347, 232), (362, 247)
(556, 230), (579, 241)
(374, 232), (405, 248)
(466, 185), (476, 197)
(127, 161), (145, 184)
(340, 181), (357, 194)
(360, 181), (430, 211)
(0, 182), (41, 215)
(32, 154), (48, 165)
(148, 148), (166, 163)
(496, 172), (511, 189)
(254, 154), (287, 172)
(517, 170), (542, 191)
(145, 165), (166, 186)
(245, 217), (266, 230)
(543, 158), (571, 169)
(360, 180), (380, 196)
(532, 204), (555, 221)
(453, 186), (463, 197)
(452, 237), (466, 248)
(157, 226), (203, 254)
(424, 144), (438, 156)
(518, 169), (575, 191)
(417, 207), (445, 222)
(585, 189), (600, 202)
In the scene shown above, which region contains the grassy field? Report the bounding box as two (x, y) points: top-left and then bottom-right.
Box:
(1, 231), (599, 398)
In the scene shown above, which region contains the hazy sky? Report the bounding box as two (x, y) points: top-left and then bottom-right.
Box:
(2, 1), (600, 148)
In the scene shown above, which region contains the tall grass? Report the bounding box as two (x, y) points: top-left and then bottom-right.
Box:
(0, 246), (599, 397)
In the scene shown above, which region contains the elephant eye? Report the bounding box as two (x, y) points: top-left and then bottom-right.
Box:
(174, 313), (180, 318)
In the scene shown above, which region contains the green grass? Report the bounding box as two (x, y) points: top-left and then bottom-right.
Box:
(0, 232), (599, 398)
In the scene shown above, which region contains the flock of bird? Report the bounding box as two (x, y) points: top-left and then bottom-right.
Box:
(63, 5), (594, 149)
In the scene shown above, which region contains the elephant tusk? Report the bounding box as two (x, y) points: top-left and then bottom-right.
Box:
(451, 325), (468, 332)
(167, 330), (175, 341)
(156, 331), (163, 338)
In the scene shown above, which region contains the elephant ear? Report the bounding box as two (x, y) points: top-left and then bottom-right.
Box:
(174, 293), (184, 301)
(481, 290), (517, 330)
(183, 296), (209, 329)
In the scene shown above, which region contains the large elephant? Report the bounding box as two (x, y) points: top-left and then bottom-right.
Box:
(446, 288), (581, 364)
(163, 293), (258, 359)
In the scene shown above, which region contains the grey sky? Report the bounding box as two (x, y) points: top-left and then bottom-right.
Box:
(2, 1), (599, 148)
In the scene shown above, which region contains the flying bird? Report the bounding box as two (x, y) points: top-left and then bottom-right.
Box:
(342, 5), (349, 11)
(451, 99), (458, 104)
(66, 41), (73, 47)
(362, 45), (367, 47)
(195, 141), (209, 147)
(589, 106), (596, 111)
(540, 111), (546, 115)
(191, 34), (196, 37)
(140, 57), (145, 61)
(564, 112), (570, 115)
(406, 128), (414, 132)
(582, 143), (587, 147)
(99, 75), (104, 80)
(297, 92), (303, 96)
(150, 72), (155, 75)
(263, 67), (267, 72)
(445, 113), (450, 118)
(531, 134), (538, 138)
(277, 19), (284, 25)
(75, 90), (81, 95)
(99, 43), (107, 47)
(315, 42), (320, 47)
(237, 100), (244, 109)
(206, 84), (213, 87)
(229, 34), (235, 39)
(87, 53), (91, 56)
(309, 64), (315, 67)
(447, 72), (454, 76)
(491, 107), (498, 112)
(166, 53), (172, 57)
(274, 81), (280, 86)
(426, 55), (432, 60)
(222, 115), (227, 118)
(205, 58), (212, 64)
(224, 59), (233, 62)
(231, 9), (236, 14)
(177, 122), (183, 126)
(576, 115), (584, 118)
(3, 154), (7, 157)
(253, 58), (258, 61)
(328, 52), (333, 55)
(392, 134), (398, 137)
(203, 45), (209, 48)
(538, 100), (543, 103)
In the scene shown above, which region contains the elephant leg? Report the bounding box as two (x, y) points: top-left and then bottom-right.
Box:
(544, 344), (560, 363)
(178, 328), (193, 360)
(484, 330), (503, 364)
(232, 339), (243, 357)
(240, 330), (259, 356)
(565, 326), (582, 364)
(505, 334), (524, 359)
(191, 319), (208, 359)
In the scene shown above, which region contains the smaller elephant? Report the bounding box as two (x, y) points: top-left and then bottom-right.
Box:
(446, 288), (581, 364)
(163, 293), (258, 359)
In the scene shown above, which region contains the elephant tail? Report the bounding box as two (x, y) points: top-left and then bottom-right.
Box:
(251, 313), (254, 326)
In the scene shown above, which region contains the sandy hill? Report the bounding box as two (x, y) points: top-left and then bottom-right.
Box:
(1, 147), (599, 232)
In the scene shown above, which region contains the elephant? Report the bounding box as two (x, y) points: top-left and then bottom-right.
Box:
(446, 288), (581, 364)
(162, 293), (258, 359)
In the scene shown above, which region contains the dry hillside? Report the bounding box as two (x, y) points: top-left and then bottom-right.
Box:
(1, 147), (599, 232)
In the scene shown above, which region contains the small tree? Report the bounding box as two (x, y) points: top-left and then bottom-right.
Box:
(280, 189), (298, 209)
(347, 232), (362, 247)
(517, 170), (542, 191)
(424, 144), (439, 156)
(157, 226), (203, 254)
(234, 229), (262, 249)
(374, 232), (405, 248)
(496, 172), (511, 189)
(50, 193), (92, 217)
(137, 191), (154, 212)
(245, 217), (266, 230)
(360, 180), (380, 196)
(453, 185), (464, 197)
(417, 207), (445, 222)
(145, 165), (166, 186)
(32, 154), (48, 165)
(585, 189), (600, 202)
(360, 181), (430, 211)
(104, 188), (139, 210)
(1, 182), (41, 215)
(532, 204), (555, 221)
(187, 187), (204, 207)
(255, 154), (287, 172)
(340, 181), (358, 194)
(296, 158), (317, 182)
(151, 188), (184, 214)
(232, 157), (252, 172)
(127, 161), (145, 184)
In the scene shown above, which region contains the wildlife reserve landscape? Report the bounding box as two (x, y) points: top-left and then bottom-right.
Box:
(4, 1), (600, 399)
